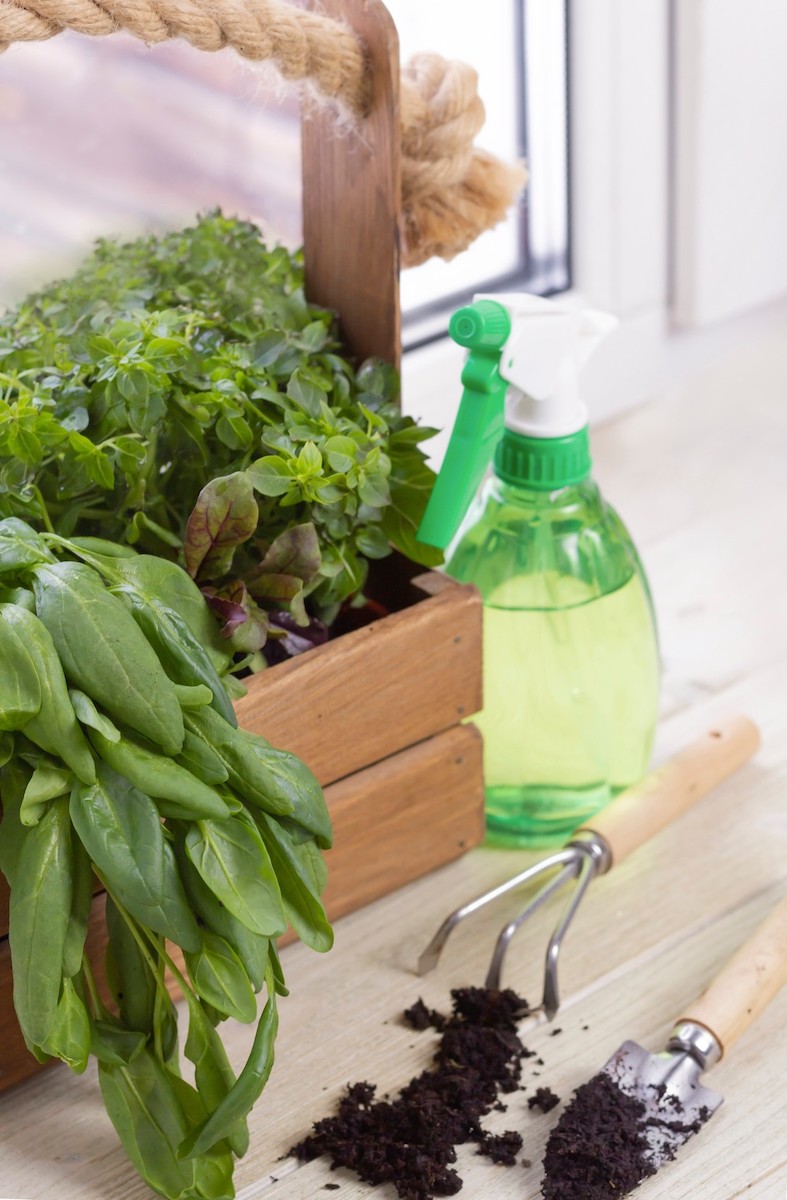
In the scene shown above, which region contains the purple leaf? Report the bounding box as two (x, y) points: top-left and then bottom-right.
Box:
(203, 582), (269, 653)
(255, 523), (321, 585)
(184, 472), (259, 580)
(264, 611), (329, 664)
(202, 590), (249, 638)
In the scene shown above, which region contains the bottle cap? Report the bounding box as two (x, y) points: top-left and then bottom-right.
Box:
(417, 295), (616, 549)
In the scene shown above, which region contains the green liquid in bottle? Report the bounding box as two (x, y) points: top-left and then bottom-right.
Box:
(478, 572), (660, 847)
(446, 476), (660, 848)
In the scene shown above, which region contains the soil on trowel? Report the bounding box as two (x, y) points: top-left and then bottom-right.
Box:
(290, 987), (532, 1199)
(541, 1068), (711, 1199)
(541, 1072), (656, 1198)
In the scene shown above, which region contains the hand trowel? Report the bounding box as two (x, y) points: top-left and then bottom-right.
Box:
(542, 892), (787, 1197)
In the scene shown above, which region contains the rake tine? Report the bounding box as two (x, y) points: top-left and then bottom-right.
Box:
(417, 848), (577, 977)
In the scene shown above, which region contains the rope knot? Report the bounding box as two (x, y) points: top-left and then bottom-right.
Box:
(400, 52), (527, 268)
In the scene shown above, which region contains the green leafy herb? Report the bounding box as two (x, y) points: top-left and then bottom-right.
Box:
(0, 522), (334, 1199)
(0, 212), (442, 655)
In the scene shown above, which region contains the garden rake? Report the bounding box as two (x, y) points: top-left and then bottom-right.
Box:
(417, 716), (760, 1019)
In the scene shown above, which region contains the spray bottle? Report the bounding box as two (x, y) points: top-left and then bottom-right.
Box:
(418, 294), (660, 849)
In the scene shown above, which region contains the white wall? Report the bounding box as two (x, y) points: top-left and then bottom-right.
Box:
(672, 0), (787, 327)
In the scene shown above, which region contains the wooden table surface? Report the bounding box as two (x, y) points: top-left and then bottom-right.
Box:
(2, 310), (786, 1198)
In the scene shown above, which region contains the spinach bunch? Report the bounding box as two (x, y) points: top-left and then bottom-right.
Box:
(0, 212), (441, 655)
(0, 518), (332, 1200)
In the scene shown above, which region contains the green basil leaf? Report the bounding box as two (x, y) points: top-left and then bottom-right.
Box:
(245, 455), (294, 498)
(254, 812), (333, 954)
(8, 796), (73, 1046)
(297, 441), (322, 474)
(40, 976), (91, 1073)
(323, 435), (358, 473)
(381, 450), (444, 568)
(99, 1051), (199, 1199)
(71, 765), (201, 952)
(358, 471), (391, 508)
(185, 931), (257, 1024)
(185, 814), (286, 938)
(355, 523), (391, 559)
(287, 371), (326, 416)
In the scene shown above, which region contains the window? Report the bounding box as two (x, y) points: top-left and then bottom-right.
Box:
(0, 2), (569, 333)
(0, 35), (301, 306)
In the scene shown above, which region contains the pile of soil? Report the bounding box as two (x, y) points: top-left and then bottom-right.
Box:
(290, 987), (534, 1199)
(291, 982), (712, 1199)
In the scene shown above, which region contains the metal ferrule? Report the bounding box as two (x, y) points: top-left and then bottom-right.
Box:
(666, 1021), (723, 1070)
(566, 828), (613, 877)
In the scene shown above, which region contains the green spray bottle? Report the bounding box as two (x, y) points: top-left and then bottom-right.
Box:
(418, 294), (660, 849)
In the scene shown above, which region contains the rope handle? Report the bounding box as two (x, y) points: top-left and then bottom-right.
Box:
(0, 0), (527, 267)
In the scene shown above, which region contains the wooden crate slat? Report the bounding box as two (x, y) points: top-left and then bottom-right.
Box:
(315, 721), (484, 925)
(234, 580), (482, 786)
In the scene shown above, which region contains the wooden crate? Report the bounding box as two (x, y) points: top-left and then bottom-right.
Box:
(0, 0), (485, 1090)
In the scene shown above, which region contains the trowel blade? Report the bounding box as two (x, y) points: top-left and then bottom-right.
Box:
(603, 1040), (723, 1169)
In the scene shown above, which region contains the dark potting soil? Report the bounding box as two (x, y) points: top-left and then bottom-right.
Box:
(290, 987), (533, 1200)
(403, 998), (447, 1033)
(476, 1130), (524, 1166)
(541, 1072), (656, 1199)
(542, 1068), (713, 1199)
(528, 1086), (561, 1115)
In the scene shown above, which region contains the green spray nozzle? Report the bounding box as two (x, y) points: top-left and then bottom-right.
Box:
(417, 300), (511, 550)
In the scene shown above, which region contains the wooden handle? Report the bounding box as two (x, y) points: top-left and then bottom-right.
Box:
(680, 893), (787, 1055)
(302, 0), (401, 370)
(578, 715), (761, 866)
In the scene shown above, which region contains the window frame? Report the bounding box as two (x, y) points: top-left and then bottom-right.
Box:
(400, 0), (571, 350)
